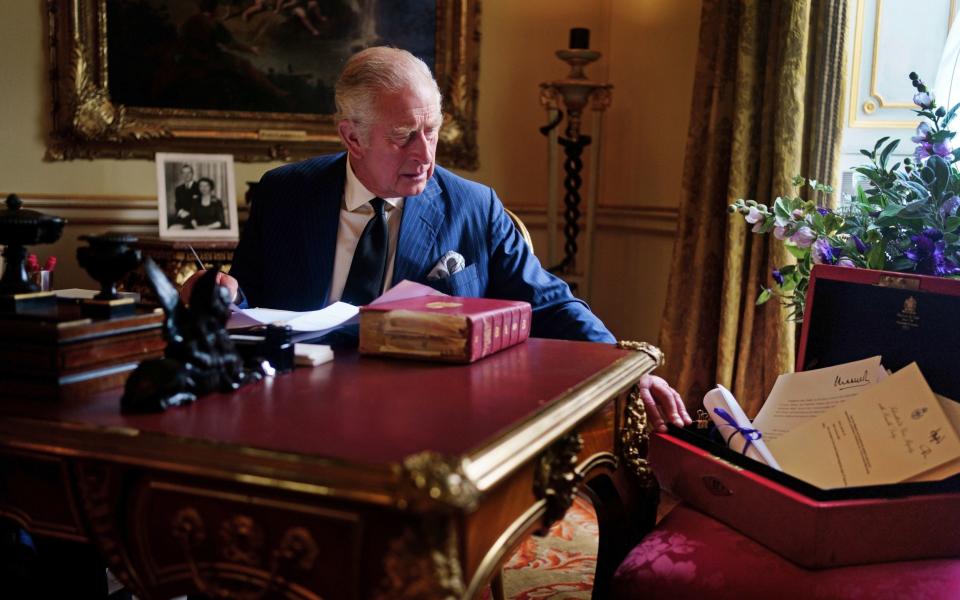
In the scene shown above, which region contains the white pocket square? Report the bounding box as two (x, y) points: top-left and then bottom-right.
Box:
(427, 251), (466, 280)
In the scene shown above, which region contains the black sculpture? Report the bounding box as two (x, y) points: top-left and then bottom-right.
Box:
(121, 258), (263, 413)
(0, 193), (66, 312)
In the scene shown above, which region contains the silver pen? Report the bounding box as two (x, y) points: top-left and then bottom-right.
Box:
(187, 244), (205, 271)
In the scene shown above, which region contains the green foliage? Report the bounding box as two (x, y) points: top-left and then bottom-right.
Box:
(729, 73), (960, 322)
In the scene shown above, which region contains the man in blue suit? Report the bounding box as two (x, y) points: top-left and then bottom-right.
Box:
(183, 46), (690, 431)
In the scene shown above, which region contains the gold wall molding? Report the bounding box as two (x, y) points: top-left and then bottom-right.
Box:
(6, 192), (159, 229)
(6, 193), (678, 234)
(509, 203), (678, 236)
(869, 0), (957, 110)
(849, 0), (956, 129)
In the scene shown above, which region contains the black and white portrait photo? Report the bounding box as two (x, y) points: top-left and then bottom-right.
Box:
(156, 152), (239, 239)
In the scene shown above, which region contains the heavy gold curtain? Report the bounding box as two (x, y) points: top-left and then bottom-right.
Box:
(659, 0), (847, 417)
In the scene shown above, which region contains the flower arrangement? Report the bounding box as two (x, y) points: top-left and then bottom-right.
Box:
(730, 73), (960, 321)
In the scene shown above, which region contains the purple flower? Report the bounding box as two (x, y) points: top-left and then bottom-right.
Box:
(916, 142), (933, 161)
(816, 207), (831, 216)
(773, 225), (788, 240)
(911, 122), (932, 143)
(933, 141), (953, 157)
(837, 258), (856, 268)
(941, 195), (960, 219)
(745, 207), (765, 232)
(791, 209), (804, 220)
(852, 234), (870, 254)
(812, 238), (837, 264)
(790, 226), (816, 248)
(904, 228), (960, 275)
(914, 91), (935, 109)
(772, 269), (784, 286)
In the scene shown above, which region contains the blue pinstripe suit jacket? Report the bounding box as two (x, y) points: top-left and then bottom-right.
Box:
(230, 153), (614, 343)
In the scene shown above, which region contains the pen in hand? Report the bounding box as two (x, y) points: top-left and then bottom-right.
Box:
(187, 244), (205, 271)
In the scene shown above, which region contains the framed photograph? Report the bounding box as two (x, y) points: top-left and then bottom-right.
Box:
(46, 0), (479, 169)
(156, 152), (239, 240)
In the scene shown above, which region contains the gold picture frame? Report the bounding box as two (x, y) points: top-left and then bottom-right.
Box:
(45, 0), (480, 169)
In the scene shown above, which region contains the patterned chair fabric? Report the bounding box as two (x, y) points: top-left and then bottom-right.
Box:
(613, 505), (960, 600)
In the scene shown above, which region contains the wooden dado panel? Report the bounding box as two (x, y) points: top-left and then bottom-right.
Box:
(7, 194), (678, 342)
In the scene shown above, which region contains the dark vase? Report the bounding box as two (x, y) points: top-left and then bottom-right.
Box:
(76, 233), (142, 300)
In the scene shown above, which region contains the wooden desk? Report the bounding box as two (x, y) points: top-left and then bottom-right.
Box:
(0, 338), (661, 599)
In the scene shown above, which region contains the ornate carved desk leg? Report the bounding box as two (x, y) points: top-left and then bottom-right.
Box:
(72, 461), (150, 599)
(583, 383), (659, 600)
(584, 341), (663, 600)
(533, 432), (584, 535)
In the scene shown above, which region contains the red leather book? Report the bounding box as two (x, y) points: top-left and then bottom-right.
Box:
(359, 296), (532, 363)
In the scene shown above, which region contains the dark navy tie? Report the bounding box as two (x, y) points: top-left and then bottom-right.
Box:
(341, 198), (388, 305)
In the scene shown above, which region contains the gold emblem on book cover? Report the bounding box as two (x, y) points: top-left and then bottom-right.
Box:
(425, 301), (464, 309)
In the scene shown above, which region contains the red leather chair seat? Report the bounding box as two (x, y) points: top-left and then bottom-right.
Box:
(612, 505), (960, 600)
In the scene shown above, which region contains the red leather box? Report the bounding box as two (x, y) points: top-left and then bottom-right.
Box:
(651, 264), (960, 567)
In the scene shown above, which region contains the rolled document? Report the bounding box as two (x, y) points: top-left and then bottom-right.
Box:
(703, 385), (782, 470)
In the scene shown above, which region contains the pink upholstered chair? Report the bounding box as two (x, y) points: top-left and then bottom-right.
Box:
(612, 503), (960, 599)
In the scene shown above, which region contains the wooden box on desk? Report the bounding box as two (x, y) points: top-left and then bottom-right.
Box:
(650, 264), (960, 568)
(0, 301), (165, 400)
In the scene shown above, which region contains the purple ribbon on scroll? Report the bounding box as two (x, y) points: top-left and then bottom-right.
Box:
(713, 407), (763, 456)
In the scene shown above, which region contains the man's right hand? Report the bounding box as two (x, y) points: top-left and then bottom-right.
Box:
(180, 270), (240, 305)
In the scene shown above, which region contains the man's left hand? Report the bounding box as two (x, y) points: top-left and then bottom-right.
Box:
(636, 374), (691, 433)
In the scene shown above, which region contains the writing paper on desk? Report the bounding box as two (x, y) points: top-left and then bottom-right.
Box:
(703, 385), (781, 470)
(752, 356), (887, 443)
(767, 363), (960, 488)
(224, 281), (443, 343)
(225, 280), (441, 332)
(227, 302), (359, 334)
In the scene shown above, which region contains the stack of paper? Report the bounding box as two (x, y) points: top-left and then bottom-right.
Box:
(226, 280), (447, 343)
(227, 302), (360, 343)
(704, 358), (960, 488)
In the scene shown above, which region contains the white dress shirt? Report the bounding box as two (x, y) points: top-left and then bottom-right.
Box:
(326, 158), (404, 304)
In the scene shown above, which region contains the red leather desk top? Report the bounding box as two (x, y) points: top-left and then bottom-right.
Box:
(1, 338), (630, 465)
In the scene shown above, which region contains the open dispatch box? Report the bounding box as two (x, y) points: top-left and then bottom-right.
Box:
(651, 264), (960, 568)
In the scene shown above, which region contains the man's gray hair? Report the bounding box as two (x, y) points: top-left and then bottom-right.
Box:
(335, 47), (442, 140)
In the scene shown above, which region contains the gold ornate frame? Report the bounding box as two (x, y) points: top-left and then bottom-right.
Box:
(45, 0), (480, 168)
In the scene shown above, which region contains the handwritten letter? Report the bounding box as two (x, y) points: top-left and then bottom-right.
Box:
(767, 363), (960, 488)
(752, 356), (887, 442)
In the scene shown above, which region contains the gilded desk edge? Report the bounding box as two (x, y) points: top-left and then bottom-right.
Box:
(0, 349), (658, 513)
